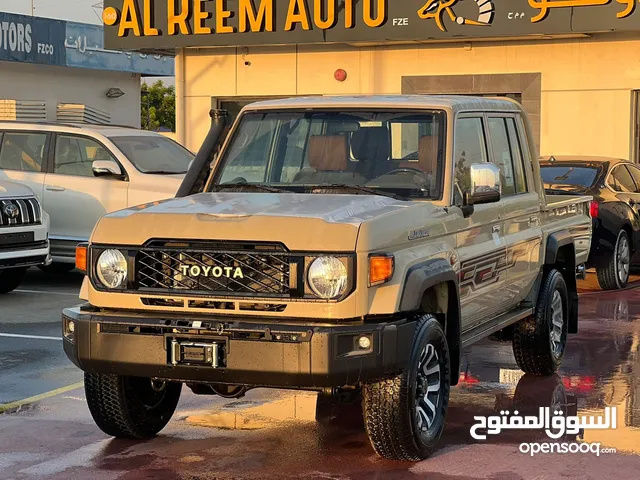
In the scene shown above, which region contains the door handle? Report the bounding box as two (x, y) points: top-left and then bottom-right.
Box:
(492, 225), (500, 233)
(46, 185), (65, 191)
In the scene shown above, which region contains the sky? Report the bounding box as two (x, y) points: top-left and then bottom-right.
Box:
(3, 0), (103, 24)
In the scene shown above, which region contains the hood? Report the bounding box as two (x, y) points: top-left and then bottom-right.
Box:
(0, 180), (36, 199)
(92, 192), (434, 251)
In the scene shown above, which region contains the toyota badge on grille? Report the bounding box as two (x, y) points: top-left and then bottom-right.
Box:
(2, 203), (20, 219)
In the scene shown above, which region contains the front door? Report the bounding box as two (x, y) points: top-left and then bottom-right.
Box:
(453, 115), (508, 331)
(42, 133), (128, 258)
(486, 114), (543, 308)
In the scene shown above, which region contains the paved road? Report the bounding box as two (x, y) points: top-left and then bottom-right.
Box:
(1, 272), (640, 479)
(0, 269), (83, 405)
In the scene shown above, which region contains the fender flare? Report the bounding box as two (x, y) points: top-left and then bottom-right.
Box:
(398, 258), (461, 385)
(545, 231), (578, 334)
(545, 230), (574, 265)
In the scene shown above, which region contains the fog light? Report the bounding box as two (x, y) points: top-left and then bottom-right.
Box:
(68, 321), (75, 334)
(358, 336), (371, 349)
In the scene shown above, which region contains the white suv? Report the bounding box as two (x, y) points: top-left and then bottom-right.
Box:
(0, 180), (50, 293)
(0, 122), (194, 271)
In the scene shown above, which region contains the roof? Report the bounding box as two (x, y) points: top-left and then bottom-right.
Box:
(539, 155), (626, 164)
(0, 121), (167, 138)
(243, 95), (523, 113)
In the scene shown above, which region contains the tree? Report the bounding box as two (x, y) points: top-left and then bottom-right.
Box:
(141, 80), (175, 131)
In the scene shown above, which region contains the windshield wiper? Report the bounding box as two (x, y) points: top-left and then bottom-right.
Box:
(307, 184), (406, 200)
(144, 170), (186, 175)
(210, 183), (290, 193)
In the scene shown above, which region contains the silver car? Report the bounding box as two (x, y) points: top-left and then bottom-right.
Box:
(0, 122), (194, 271)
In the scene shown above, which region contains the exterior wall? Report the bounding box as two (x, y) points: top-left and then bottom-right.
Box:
(0, 61), (141, 127)
(179, 32), (640, 160)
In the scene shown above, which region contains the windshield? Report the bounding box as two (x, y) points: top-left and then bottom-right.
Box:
(110, 135), (194, 174)
(211, 110), (446, 199)
(540, 164), (600, 189)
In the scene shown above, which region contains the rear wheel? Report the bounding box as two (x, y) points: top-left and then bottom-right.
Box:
(84, 373), (182, 439)
(513, 269), (568, 376)
(362, 315), (450, 461)
(596, 230), (630, 290)
(0, 267), (27, 294)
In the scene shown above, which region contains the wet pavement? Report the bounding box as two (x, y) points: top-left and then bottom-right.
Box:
(1, 272), (640, 478)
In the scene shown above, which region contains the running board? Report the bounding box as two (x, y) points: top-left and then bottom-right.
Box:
(461, 307), (534, 348)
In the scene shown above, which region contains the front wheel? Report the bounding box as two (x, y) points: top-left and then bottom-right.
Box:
(513, 269), (569, 376)
(596, 229), (630, 290)
(84, 373), (182, 439)
(362, 315), (450, 461)
(0, 267), (27, 294)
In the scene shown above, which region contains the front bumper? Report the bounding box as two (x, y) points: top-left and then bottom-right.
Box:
(62, 305), (415, 388)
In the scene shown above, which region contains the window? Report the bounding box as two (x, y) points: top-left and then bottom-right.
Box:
(626, 164), (640, 193)
(214, 110), (447, 200)
(610, 165), (637, 193)
(54, 135), (117, 177)
(488, 118), (516, 195)
(220, 114), (278, 184)
(540, 165), (600, 189)
(0, 132), (46, 172)
(109, 136), (194, 174)
(505, 118), (527, 193)
(453, 117), (488, 203)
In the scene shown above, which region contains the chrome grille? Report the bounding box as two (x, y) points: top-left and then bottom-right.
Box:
(135, 242), (291, 297)
(0, 197), (42, 227)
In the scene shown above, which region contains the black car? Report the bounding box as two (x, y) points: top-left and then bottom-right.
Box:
(540, 156), (640, 290)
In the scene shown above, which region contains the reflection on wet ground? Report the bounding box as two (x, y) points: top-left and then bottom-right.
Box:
(2, 278), (640, 478)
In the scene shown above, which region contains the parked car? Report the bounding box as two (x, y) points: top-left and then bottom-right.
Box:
(0, 122), (194, 271)
(0, 180), (50, 293)
(63, 96), (592, 461)
(540, 156), (640, 290)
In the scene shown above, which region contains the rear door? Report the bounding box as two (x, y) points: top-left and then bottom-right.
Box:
(0, 130), (49, 200)
(42, 133), (128, 248)
(453, 115), (507, 331)
(486, 114), (543, 308)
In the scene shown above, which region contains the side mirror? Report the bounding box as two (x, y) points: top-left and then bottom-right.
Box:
(92, 159), (122, 177)
(464, 163), (502, 206)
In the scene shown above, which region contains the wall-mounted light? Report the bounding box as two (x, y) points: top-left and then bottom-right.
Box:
(106, 88), (125, 99)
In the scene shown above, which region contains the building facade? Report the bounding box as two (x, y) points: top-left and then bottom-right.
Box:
(0, 12), (173, 127)
(103, 0), (640, 158)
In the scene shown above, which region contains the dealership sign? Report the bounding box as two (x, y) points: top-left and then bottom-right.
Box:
(0, 12), (66, 66)
(102, 0), (640, 50)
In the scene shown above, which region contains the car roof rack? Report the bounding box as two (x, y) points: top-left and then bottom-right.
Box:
(0, 120), (139, 129)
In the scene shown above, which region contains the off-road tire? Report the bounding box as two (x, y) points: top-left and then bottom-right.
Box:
(84, 373), (182, 439)
(0, 267), (27, 294)
(38, 263), (76, 274)
(513, 269), (568, 376)
(362, 315), (450, 461)
(596, 230), (631, 290)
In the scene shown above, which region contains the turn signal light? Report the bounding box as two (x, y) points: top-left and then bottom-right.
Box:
(369, 254), (394, 286)
(75, 243), (88, 274)
(589, 201), (599, 219)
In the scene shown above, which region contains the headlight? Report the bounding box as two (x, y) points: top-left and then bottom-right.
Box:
(307, 256), (348, 299)
(96, 249), (127, 289)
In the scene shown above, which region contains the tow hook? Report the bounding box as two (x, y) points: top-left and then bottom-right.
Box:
(576, 264), (586, 280)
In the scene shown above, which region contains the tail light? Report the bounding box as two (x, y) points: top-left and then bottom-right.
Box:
(589, 201), (599, 218)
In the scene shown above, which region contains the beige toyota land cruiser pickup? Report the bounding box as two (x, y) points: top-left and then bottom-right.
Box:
(63, 96), (592, 461)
